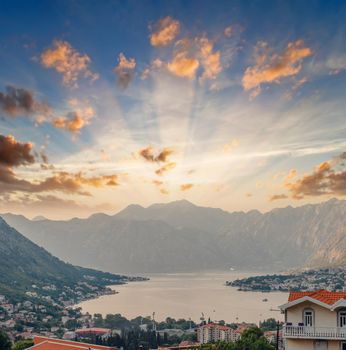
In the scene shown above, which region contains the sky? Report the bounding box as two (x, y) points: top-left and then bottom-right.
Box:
(1, 0), (346, 219)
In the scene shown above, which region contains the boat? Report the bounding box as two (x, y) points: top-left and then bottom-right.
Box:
(262, 298), (268, 302)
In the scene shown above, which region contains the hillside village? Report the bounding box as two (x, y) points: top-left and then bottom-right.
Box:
(227, 267), (346, 292)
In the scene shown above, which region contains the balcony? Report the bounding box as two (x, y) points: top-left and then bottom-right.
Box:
(283, 325), (346, 340)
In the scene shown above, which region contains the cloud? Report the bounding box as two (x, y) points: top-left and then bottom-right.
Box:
(0, 86), (50, 117)
(152, 179), (169, 195)
(285, 152), (346, 199)
(0, 135), (35, 167)
(269, 193), (288, 201)
(242, 40), (312, 96)
(139, 146), (174, 163)
(113, 53), (136, 89)
(167, 37), (221, 81)
(52, 101), (94, 134)
(0, 168), (119, 196)
(224, 26), (233, 38)
(150, 16), (180, 47)
(326, 53), (346, 73)
(41, 40), (99, 87)
(140, 58), (164, 80)
(152, 180), (163, 186)
(167, 42), (200, 79)
(0, 134), (118, 196)
(35, 172), (119, 193)
(138, 146), (176, 176)
(180, 183), (194, 191)
(155, 162), (176, 176)
(198, 37), (222, 82)
(284, 169), (297, 181)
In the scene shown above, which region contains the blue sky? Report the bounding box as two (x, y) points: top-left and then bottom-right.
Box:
(1, 0), (346, 219)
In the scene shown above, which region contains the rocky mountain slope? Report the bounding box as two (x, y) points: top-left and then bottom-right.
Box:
(2, 198), (346, 273)
(0, 217), (129, 301)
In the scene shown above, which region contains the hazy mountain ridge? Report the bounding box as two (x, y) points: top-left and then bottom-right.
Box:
(2, 199), (346, 273)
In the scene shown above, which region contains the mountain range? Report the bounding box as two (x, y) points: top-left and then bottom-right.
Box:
(2, 198), (346, 274)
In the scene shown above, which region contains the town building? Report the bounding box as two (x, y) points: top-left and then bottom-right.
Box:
(26, 336), (118, 350)
(75, 327), (113, 339)
(196, 323), (237, 344)
(279, 289), (346, 350)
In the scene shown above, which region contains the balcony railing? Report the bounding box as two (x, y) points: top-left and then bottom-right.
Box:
(283, 325), (346, 340)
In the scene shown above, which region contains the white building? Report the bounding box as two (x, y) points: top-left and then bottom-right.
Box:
(196, 323), (237, 344)
(279, 289), (346, 350)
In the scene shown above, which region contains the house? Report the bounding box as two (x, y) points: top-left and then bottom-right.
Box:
(279, 289), (346, 350)
(196, 323), (236, 344)
(75, 327), (112, 339)
(26, 336), (118, 350)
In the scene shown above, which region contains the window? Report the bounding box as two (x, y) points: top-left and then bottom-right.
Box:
(341, 342), (346, 350)
(303, 308), (314, 327)
(339, 310), (346, 327)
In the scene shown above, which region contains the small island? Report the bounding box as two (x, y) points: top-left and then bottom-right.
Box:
(226, 267), (346, 292)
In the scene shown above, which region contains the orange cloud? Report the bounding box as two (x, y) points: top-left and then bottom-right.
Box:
(285, 153), (346, 199)
(152, 180), (163, 186)
(150, 16), (180, 47)
(114, 53), (136, 89)
(155, 162), (176, 176)
(41, 40), (99, 87)
(139, 146), (174, 163)
(52, 103), (94, 134)
(242, 40), (312, 96)
(0, 168), (119, 196)
(269, 193), (288, 201)
(198, 37), (222, 82)
(167, 36), (221, 81)
(180, 183), (194, 191)
(284, 169), (297, 181)
(0, 135), (35, 167)
(167, 50), (200, 79)
(152, 180), (169, 195)
(0, 134), (118, 196)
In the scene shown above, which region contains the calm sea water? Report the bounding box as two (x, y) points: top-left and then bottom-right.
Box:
(78, 271), (288, 324)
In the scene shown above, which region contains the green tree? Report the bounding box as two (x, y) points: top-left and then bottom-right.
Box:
(12, 340), (34, 350)
(0, 330), (12, 350)
(93, 313), (104, 327)
(259, 319), (279, 331)
(235, 327), (274, 350)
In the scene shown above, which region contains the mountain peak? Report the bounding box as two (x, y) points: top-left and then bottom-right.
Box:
(148, 199), (197, 210)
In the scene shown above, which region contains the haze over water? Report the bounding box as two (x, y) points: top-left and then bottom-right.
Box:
(78, 271), (288, 324)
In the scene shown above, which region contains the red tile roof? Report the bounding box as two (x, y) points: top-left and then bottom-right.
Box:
(31, 336), (117, 350)
(288, 289), (346, 305)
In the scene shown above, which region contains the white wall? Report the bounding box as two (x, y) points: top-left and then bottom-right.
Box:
(287, 301), (338, 328)
(286, 339), (342, 350)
